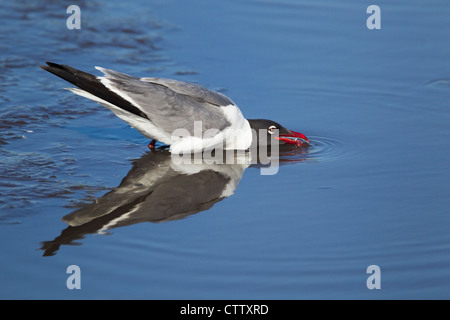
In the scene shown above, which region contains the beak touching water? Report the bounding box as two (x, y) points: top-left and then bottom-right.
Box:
(276, 130), (310, 146)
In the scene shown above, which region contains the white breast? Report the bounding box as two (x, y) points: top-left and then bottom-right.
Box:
(169, 104), (253, 154)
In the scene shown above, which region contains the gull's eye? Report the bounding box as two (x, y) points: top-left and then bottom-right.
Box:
(268, 125), (277, 134)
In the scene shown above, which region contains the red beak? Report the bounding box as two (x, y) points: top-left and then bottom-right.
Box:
(275, 130), (310, 146)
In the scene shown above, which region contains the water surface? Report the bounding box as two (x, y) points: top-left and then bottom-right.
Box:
(0, 0), (449, 299)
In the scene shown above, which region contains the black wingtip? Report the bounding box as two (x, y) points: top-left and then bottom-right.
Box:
(45, 61), (62, 68)
(39, 61), (150, 120)
(40, 61), (59, 72)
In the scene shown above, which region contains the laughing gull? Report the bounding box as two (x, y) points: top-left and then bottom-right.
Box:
(40, 62), (309, 153)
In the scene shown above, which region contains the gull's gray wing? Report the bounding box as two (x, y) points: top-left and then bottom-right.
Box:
(140, 77), (235, 107)
(97, 67), (233, 135)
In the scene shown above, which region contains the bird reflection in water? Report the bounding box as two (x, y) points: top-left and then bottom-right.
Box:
(41, 145), (309, 256)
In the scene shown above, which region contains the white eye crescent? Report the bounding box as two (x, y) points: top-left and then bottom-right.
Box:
(268, 125), (277, 134)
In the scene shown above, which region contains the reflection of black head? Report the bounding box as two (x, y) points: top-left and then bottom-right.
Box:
(40, 150), (247, 256)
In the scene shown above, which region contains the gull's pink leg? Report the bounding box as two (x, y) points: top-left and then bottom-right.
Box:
(148, 139), (157, 149)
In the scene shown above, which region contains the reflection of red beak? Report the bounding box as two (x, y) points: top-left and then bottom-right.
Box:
(276, 130), (310, 146)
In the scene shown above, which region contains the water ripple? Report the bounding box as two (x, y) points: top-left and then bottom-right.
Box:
(279, 135), (353, 163)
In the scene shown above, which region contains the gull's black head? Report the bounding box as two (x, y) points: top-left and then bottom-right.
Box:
(248, 119), (309, 146)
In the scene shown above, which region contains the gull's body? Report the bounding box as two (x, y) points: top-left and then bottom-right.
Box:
(40, 62), (308, 152)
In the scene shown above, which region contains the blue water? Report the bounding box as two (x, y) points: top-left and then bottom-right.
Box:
(1, 0), (449, 299)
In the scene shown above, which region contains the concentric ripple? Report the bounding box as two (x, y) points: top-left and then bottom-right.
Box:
(279, 135), (352, 164)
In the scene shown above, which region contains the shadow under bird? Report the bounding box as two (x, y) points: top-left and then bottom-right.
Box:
(40, 62), (309, 152)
